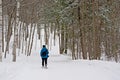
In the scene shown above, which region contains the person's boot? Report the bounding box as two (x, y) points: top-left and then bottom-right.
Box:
(41, 65), (44, 68)
(45, 64), (48, 69)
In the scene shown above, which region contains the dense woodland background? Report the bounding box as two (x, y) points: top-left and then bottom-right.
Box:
(0, 0), (120, 62)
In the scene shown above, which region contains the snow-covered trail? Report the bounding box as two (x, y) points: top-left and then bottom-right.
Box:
(0, 54), (120, 80)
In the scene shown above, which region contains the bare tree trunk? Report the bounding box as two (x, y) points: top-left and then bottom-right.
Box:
(44, 24), (48, 45)
(88, 32), (93, 60)
(77, 0), (87, 59)
(12, 1), (17, 61)
(4, 15), (12, 58)
(27, 23), (33, 56)
(60, 23), (65, 54)
(56, 20), (61, 54)
(92, 0), (101, 59)
(64, 25), (68, 54)
(21, 23), (25, 54)
(0, 0), (2, 62)
(18, 22), (22, 49)
(2, 0), (4, 52)
(29, 24), (36, 56)
(12, 23), (17, 62)
(37, 23), (41, 39)
(72, 25), (75, 60)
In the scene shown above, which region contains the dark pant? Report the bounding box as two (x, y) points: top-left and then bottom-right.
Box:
(42, 58), (47, 67)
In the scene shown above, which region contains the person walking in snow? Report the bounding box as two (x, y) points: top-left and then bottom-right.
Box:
(40, 45), (49, 68)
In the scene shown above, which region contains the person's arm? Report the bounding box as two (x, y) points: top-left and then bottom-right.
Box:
(47, 49), (49, 54)
(40, 49), (42, 56)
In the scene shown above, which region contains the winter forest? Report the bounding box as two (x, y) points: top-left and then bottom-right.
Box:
(0, 0), (120, 62)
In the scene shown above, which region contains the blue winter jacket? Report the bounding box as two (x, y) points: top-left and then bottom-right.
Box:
(40, 47), (49, 58)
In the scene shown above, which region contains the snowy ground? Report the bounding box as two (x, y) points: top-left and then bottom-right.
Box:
(0, 28), (120, 80)
(0, 53), (120, 80)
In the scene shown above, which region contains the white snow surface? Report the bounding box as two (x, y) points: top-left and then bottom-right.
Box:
(0, 28), (120, 80)
(0, 52), (120, 80)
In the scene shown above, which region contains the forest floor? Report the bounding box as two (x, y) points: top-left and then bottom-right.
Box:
(0, 53), (120, 80)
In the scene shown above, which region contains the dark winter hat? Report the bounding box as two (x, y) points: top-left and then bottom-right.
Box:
(43, 45), (46, 47)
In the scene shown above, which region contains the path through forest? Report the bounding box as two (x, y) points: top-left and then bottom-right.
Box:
(0, 54), (120, 80)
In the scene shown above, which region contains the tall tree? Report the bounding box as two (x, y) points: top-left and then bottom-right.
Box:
(0, 0), (2, 62)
